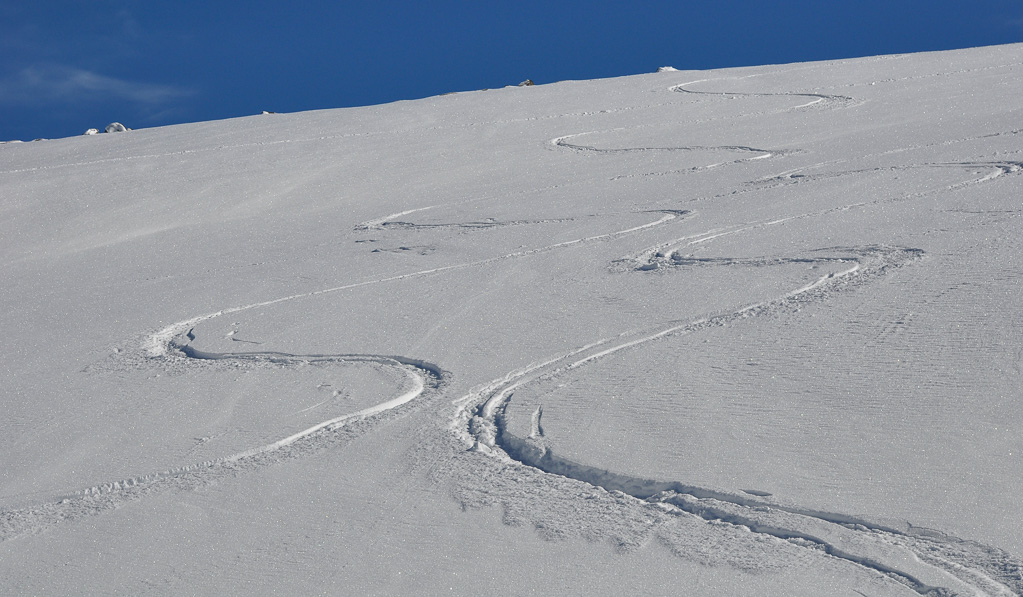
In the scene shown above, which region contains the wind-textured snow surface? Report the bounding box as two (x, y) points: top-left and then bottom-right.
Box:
(2, 44), (1023, 596)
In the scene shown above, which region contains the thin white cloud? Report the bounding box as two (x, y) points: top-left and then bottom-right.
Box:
(0, 64), (195, 106)
(114, 8), (143, 40)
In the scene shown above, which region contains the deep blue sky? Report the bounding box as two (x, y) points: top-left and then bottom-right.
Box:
(3, 1), (1023, 141)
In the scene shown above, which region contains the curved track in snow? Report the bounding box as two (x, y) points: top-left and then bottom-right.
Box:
(671, 80), (860, 110)
(545, 78), (855, 179)
(615, 157), (1023, 273)
(0, 209), (690, 541)
(0, 332), (444, 540)
(552, 131), (782, 160)
(756, 161), (1023, 189)
(454, 241), (1022, 596)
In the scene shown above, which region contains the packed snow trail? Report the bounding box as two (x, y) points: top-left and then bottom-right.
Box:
(143, 209), (687, 358)
(455, 244), (1021, 596)
(671, 79), (859, 110)
(0, 342), (442, 541)
(552, 132), (781, 160)
(0, 209), (690, 541)
(171, 344), (436, 464)
(617, 158), (1023, 275)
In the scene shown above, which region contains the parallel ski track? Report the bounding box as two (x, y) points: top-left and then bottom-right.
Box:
(619, 157), (1022, 275)
(0, 209), (689, 540)
(671, 79), (859, 110)
(552, 131), (781, 159)
(453, 240), (1020, 596)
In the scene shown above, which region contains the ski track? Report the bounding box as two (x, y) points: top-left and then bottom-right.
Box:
(0, 75), (846, 177)
(0, 341), (444, 540)
(0, 209), (689, 541)
(453, 241), (1022, 596)
(617, 157), (1023, 275)
(4, 61), (1017, 179)
(610, 157), (1023, 257)
(552, 131), (781, 159)
(756, 161), (1023, 189)
(671, 79), (860, 111)
(354, 206), (439, 230)
(361, 216), (576, 233)
(550, 131), (787, 177)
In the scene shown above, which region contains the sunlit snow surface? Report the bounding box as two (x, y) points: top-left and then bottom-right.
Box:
(2, 45), (1022, 595)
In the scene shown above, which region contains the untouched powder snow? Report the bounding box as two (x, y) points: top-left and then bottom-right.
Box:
(2, 45), (1023, 595)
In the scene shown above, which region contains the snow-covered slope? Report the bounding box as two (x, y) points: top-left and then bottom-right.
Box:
(2, 44), (1022, 596)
